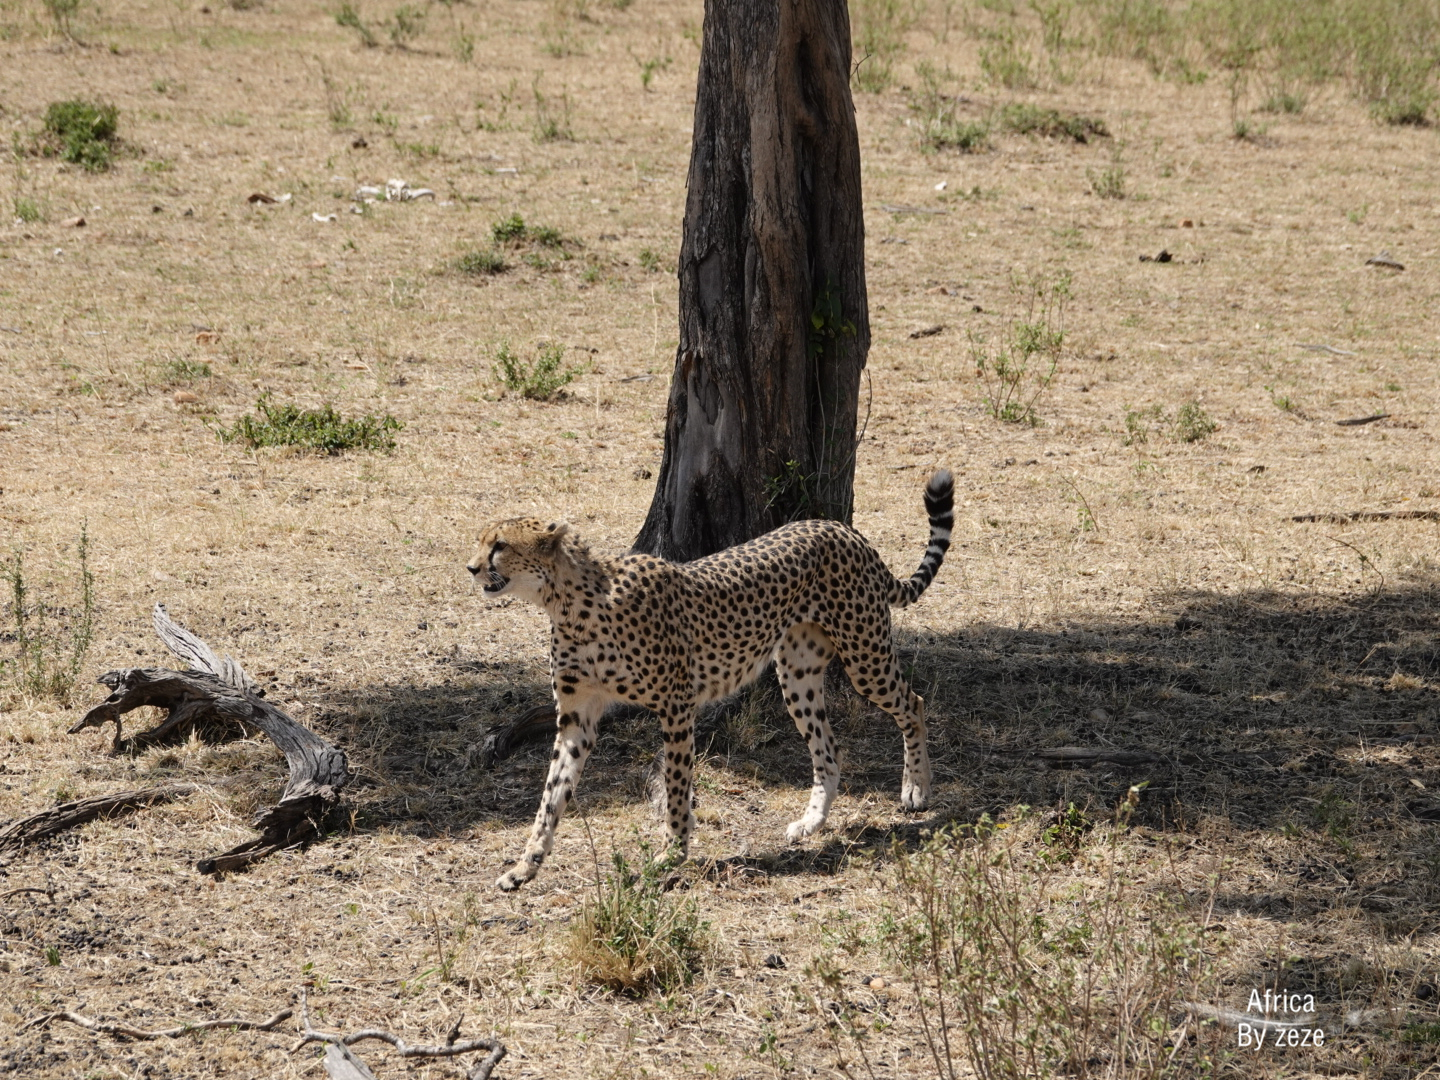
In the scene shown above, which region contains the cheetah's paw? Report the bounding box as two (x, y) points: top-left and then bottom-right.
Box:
(496, 863), (535, 892)
(785, 816), (825, 843)
(900, 785), (929, 812)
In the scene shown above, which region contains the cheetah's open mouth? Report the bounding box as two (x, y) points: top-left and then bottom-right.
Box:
(482, 569), (507, 594)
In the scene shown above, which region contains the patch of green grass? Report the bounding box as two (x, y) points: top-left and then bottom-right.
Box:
(2, 524), (96, 705)
(14, 196), (42, 223)
(492, 213), (528, 243)
(912, 63), (991, 152)
(1404, 1021), (1440, 1045)
(568, 846), (709, 995)
(980, 28), (1036, 89)
(335, 2), (379, 47)
(491, 341), (586, 401)
(973, 270), (1070, 425)
(41, 100), (119, 172)
(1087, 153), (1127, 199)
(165, 359), (212, 381)
(1173, 400), (1217, 442)
(1260, 89), (1307, 113)
(488, 215), (574, 269)
(1000, 102), (1107, 142)
(456, 248), (507, 275)
(213, 396), (402, 454)
(850, 0), (918, 92)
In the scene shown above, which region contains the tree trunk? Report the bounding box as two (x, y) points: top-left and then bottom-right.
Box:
(632, 0), (869, 562)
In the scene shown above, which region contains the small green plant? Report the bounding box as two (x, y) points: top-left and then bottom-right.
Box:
(388, 3), (426, 47)
(972, 270), (1070, 425)
(850, 0), (917, 92)
(491, 341), (586, 401)
(14, 196), (42, 223)
(492, 213), (528, 243)
(456, 248), (507, 275)
(453, 27), (474, 62)
(45, 945), (61, 966)
(1041, 801), (1090, 858)
(1266, 384), (1297, 412)
(812, 793), (1212, 1080)
(165, 358), (212, 381)
(1087, 151), (1126, 199)
(1260, 90), (1307, 114)
(1122, 403), (1161, 446)
(43, 0), (81, 38)
(1172, 400), (1216, 442)
(637, 248), (662, 272)
(3, 524), (97, 704)
(637, 52), (671, 90)
(1000, 102), (1107, 142)
(213, 396), (402, 454)
(911, 62), (990, 152)
(569, 845), (709, 995)
(980, 29), (1036, 89)
(532, 74), (573, 142)
(41, 100), (119, 172)
(335, 2), (379, 46)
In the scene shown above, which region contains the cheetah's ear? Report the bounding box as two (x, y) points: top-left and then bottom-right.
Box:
(538, 521), (570, 549)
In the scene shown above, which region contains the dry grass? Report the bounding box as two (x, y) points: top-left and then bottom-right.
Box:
(2, 1), (1439, 1077)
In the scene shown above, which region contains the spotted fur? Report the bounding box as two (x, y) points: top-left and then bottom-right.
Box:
(469, 470), (954, 891)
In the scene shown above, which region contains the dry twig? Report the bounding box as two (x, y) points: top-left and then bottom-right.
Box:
(20, 1007), (294, 1040)
(292, 990), (506, 1080)
(0, 785), (199, 854)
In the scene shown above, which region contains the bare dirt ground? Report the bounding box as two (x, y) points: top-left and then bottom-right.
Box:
(2, 0), (1439, 1077)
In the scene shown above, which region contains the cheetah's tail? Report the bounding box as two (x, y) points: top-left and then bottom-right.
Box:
(891, 469), (954, 608)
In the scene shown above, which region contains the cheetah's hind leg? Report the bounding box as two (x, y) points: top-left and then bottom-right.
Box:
(497, 686), (605, 892)
(775, 622), (840, 842)
(840, 644), (931, 812)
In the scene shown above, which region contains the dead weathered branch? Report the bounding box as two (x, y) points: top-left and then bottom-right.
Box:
(1291, 509), (1440, 523)
(293, 990), (506, 1080)
(49, 603), (350, 874)
(0, 784), (198, 854)
(20, 1007), (293, 1039)
(479, 703), (557, 767)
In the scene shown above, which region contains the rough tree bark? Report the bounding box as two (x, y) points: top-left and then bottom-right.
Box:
(632, 0), (869, 561)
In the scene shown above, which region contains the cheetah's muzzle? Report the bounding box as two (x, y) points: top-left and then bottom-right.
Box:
(470, 469), (955, 890)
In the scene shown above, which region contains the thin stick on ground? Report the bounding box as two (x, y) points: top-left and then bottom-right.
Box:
(291, 989), (507, 1080)
(20, 1007), (294, 1039)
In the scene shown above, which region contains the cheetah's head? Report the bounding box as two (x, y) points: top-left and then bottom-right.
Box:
(467, 518), (570, 603)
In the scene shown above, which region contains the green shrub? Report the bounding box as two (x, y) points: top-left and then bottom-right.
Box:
(492, 341), (586, 401)
(335, 2), (379, 47)
(213, 396), (402, 454)
(1000, 102), (1107, 142)
(42, 100), (119, 172)
(456, 248), (507, 275)
(165, 359), (212, 381)
(850, 0), (917, 92)
(568, 847), (708, 995)
(3, 524), (96, 704)
(810, 802), (1213, 1080)
(912, 64), (991, 152)
(14, 196), (42, 223)
(1173, 400), (1217, 442)
(972, 271), (1070, 425)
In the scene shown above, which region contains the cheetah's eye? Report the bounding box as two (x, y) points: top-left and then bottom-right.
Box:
(491, 541), (508, 553)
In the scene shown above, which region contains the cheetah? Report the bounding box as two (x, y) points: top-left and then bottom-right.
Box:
(469, 470), (954, 892)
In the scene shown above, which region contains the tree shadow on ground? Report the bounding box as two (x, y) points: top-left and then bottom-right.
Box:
(294, 575), (1438, 926)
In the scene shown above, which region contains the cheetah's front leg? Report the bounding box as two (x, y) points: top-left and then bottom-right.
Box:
(497, 685), (605, 892)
